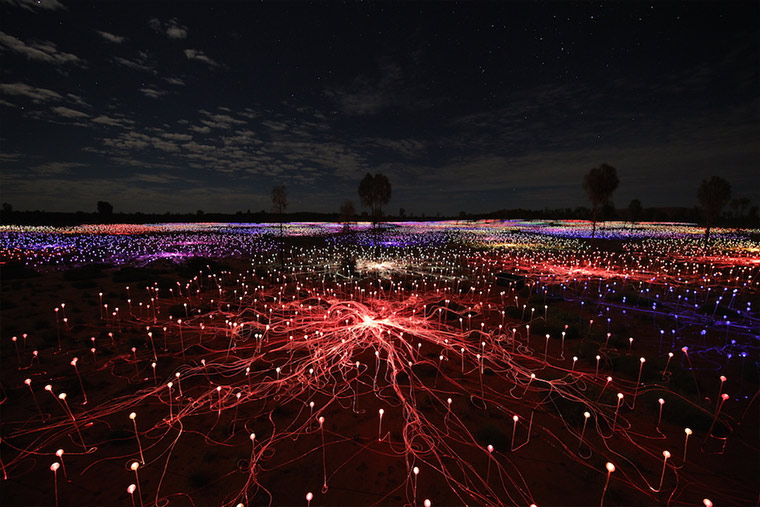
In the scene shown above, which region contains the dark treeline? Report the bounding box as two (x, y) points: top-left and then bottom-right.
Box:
(2, 205), (758, 228)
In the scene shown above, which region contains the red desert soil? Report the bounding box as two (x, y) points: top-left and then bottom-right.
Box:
(1, 239), (757, 507)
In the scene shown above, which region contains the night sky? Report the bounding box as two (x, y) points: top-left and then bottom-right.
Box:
(1, 0), (758, 216)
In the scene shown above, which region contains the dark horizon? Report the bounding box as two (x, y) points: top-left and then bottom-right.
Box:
(1, 1), (758, 215)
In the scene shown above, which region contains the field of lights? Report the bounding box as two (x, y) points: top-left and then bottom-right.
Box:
(1, 220), (758, 507)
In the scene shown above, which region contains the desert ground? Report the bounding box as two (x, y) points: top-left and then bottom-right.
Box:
(1, 220), (758, 507)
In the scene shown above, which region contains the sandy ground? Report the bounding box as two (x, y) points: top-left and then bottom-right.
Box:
(1, 234), (758, 507)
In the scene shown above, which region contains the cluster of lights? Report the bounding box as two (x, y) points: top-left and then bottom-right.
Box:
(1, 220), (757, 505)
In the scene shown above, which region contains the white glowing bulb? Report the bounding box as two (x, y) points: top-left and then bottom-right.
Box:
(129, 412), (136, 420)
(605, 462), (615, 472)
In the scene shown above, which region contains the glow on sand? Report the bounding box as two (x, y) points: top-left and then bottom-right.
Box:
(1, 220), (757, 506)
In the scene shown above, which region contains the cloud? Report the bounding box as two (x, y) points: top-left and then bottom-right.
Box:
(161, 132), (193, 141)
(112, 53), (155, 73)
(128, 172), (183, 184)
(0, 31), (82, 67)
(364, 138), (427, 159)
(29, 161), (87, 174)
(0, 82), (62, 102)
(149, 17), (188, 39)
(184, 49), (220, 68)
(91, 115), (133, 128)
(96, 30), (126, 44)
(198, 110), (246, 129)
(140, 87), (168, 99)
(164, 77), (185, 86)
(326, 61), (432, 116)
(189, 125), (211, 134)
(166, 19), (188, 39)
(65, 93), (89, 108)
(0, 0), (65, 11)
(0, 151), (22, 163)
(51, 106), (89, 118)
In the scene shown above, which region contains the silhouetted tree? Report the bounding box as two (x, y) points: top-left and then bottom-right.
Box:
(399, 207), (406, 218)
(271, 185), (287, 236)
(339, 200), (355, 231)
(697, 176), (731, 245)
(582, 163), (619, 241)
(628, 199), (643, 224)
(728, 197), (751, 220)
(97, 200), (113, 218)
(0, 202), (12, 224)
(358, 173), (391, 227)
